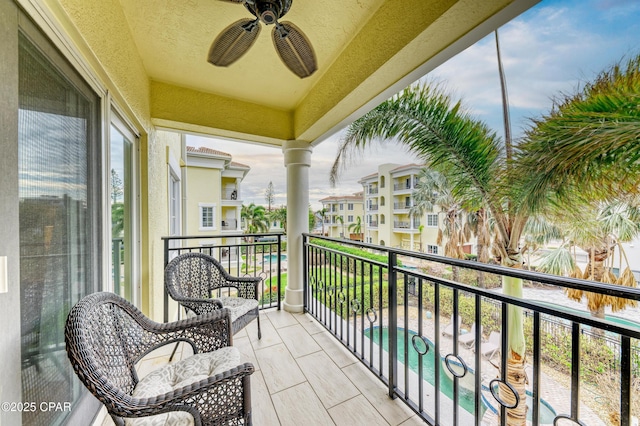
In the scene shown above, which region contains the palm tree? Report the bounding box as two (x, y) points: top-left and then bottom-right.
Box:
(348, 216), (363, 240)
(241, 203), (269, 234)
(537, 200), (639, 320)
(518, 53), (640, 320)
(518, 53), (640, 208)
(316, 208), (328, 236)
(241, 203), (270, 264)
(269, 206), (287, 232)
(410, 168), (469, 281)
(335, 215), (345, 238)
(330, 83), (531, 424)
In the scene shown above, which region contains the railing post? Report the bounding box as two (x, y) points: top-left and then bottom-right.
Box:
(163, 237), (169, 323)
(302, 234), (307, 312)
(388, 250), (398, 399)
(112, 238), (122, 297)
(278, 233), (282, 310)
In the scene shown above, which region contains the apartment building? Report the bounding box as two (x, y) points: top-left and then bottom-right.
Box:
(185, 146), (249, 247)
(319, 193), (365, 240)
(360, 163), (474, 255)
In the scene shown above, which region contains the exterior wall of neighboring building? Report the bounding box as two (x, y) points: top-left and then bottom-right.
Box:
(360, 163), (475, 255)
(319, 193), (365, 240)
(185, 147), (248, 248)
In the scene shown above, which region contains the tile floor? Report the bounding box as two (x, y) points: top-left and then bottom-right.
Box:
(99, 308), (425, 425)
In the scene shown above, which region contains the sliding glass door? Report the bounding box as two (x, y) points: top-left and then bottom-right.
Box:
(18, 24), (101, 426)
(110, 119), (136, 303)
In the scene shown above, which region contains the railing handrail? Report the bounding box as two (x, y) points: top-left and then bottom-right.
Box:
(302, 233), (640, 424)
(162, 232), (285, 322)
(303, 233), (640, 302)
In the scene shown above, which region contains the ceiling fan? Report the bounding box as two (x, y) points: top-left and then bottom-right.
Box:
(209, 0), (317, 78)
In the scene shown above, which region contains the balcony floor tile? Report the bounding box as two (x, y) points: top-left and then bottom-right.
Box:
(97, 308), (424, 426)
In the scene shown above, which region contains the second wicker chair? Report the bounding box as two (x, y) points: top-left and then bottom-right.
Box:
(165, 252), (262, 339)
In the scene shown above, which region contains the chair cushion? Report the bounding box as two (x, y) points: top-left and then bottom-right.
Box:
(125, 347), (240, 426)
(218, 296), (258, 322)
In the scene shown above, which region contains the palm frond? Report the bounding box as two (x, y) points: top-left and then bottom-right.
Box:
(517, 53), (640, 208)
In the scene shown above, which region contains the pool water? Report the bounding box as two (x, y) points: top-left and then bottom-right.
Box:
(365, 327), (556, 423)
(262, 254), (287, 263)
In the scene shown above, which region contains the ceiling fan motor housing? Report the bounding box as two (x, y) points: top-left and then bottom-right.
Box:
(249, 0), (291, 25)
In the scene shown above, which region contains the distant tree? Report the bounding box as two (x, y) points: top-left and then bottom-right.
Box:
(111, 203), (124, 238)
(410, 168), (468, 281)
(111, 169), (123, 203)
(241, 203), (269, 234)
(269, 206), (287, 232)
(316, 208), (328, 236)
(335, 215), (345, 238)
(348, 216), (363, 236)
(265, 181), (275, 212)
(309, 206), (316, 231)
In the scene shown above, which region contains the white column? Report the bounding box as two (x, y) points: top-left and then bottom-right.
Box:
(282, 140), (312, 313)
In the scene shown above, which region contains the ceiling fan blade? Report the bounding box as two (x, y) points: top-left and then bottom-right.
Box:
(272, 22), (317, 78)
(208, 19), (261, 67)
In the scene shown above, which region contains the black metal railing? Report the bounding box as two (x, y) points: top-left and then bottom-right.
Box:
(162, 233), (284, 322)
(112, 237), (123, 296)
(303, 234), (640, 426)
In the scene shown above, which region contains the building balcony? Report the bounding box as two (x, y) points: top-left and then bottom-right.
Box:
(393, 202), (412, 211)
(221, 188), (240, 202)
(368, 221), (378, 228)
(96, 234), (640, 425)
(221, 219), (239, 231)
(368, 204), (379, 212)
(393, 183), (412, 192)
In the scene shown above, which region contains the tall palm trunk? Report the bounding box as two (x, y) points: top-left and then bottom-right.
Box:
(475, 208), (491, 288)
(496, 29), (527, 425)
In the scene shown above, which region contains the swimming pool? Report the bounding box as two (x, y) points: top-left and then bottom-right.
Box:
(365, 327), (556, 423)
(262, 254), (287, 263)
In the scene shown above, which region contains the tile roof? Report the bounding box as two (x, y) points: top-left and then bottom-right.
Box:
(186, 146), (232, 157)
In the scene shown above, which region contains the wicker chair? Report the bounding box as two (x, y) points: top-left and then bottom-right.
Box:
(165, 252), (262, 339)
(65, 292), (254, 426)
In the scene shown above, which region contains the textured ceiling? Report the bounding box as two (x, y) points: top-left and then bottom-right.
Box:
(114, 0), (538, 144)
(118, 0), (387, 110)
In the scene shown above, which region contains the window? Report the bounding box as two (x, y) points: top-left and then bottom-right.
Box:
(427, 245), (439, 254)
(347, 203), (354, 210)
(169, 172), (180, 236)
(380, 214), (385, 224)
(426, 214), (438, 227)
(199, 203), (216, 230)
(340, 203), (344, 210)
(381, 196), (385, 206)
(348, 215), (354, 222)
(380, 176), (385, 187)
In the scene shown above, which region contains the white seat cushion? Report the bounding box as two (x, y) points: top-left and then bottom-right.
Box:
(218, 296), (258, 322)
(125, 347), (240, 426)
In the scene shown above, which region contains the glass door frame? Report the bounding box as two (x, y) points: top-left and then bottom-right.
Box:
(107, 109), (140, 307)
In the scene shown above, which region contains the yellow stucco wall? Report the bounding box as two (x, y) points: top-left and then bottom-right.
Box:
(142, 130), (182, 320)
(52, 0), (151, 133)
(186, 167), (222, 236)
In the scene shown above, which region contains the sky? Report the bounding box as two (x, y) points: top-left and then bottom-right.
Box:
(188, 0), (640, 211)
